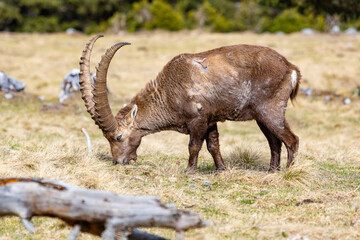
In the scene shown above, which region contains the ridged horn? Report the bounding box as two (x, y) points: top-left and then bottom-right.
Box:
(79, 34), (103, 123)
(93, 42), (131, 133)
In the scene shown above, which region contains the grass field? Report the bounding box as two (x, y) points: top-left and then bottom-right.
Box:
(0, 31), (359, 239)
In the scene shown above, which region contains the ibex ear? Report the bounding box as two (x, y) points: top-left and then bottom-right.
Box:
(131, 104), (138, 119)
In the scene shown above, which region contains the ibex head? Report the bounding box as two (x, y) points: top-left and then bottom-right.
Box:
(79, 35), (141, 164)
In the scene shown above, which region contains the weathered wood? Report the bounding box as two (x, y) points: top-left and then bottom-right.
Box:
(0, 178), (208, 240)
(81, 128), (92, 155)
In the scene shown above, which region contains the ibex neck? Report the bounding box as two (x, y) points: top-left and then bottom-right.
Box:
(131, 78), (176, 135)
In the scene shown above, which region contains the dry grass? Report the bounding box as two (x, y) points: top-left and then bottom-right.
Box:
(0, 31), (360, 239)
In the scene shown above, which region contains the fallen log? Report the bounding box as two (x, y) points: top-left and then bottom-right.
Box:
(0, 178), (208, 240)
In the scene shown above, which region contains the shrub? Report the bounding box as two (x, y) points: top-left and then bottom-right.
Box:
(232, 0), (269, 32)
(268, 8), (309, 33)
(83, 21), (110, 35)
(147, 0), (184, 31)
(127, 0), (184, 32)
(126, 0), (150, 32)
(342, 18), (360, 30)
(208, 0), (236, 20)
(0, 0), (343, 34)
(193, 0), (232, 32)
(311, 14), (327, 31)
(0, 2), (22, 30)
(21, 16), (60, 33)
(268, 8), (326, 33)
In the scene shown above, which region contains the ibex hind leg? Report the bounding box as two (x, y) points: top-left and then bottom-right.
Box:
(256, 120), (282, 172)
(256, 110), (299, 169)
(205, 124), (226, 171)
(283, 121), (299, 168)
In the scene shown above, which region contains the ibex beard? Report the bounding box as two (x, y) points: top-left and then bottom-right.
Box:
(79, 35), (301, 172)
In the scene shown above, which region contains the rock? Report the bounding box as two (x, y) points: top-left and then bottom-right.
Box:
(117, 30), (126, 36)
(291, 234), (310, 240)
(40, 103), (63, 112)
(345, 27), (358, 35)
(324, 96), (331, 102)
(203, 181), (210, 186)
(275, 31), (284, 36)
(38, 96), (45, 101)
(169, 175), (177, 183)
(0, 71), (26, 92)
(301, 28), (315, 35)
(344, 98), (351, 105)
(66, 28), (81, 35)
(4, 93), (13, 99)
(59, 68), (96, 103)
(300, 88), (313, 96)
(330, 25), (341, 34)
(2, 149), (10, 154)
(9, 78), (26, 91)
(345, 42), (354, 50)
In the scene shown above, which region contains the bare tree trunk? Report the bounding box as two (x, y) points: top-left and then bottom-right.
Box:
(0, 178), (208, 240)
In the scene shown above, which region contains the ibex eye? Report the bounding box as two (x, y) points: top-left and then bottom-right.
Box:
(114, 134), (122, 141)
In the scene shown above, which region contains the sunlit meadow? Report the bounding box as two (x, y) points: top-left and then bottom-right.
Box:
(0, 31), (359, 239)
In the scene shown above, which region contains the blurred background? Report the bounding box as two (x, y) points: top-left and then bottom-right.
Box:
(1, 1), (360, 239)
(1, 0), (359, 34)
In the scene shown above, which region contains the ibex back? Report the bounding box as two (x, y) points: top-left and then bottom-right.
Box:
(79, 35), (301, 172)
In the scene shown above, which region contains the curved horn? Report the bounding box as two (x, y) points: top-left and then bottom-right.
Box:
(93, 42), (131, 133)
(79, 34), (103, 123)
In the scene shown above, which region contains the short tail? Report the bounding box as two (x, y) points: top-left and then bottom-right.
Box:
(290, 67), (301, 103)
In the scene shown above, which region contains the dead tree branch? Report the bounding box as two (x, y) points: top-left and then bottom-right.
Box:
(81, 127), (92, 155)
(0, 178), (208, 240)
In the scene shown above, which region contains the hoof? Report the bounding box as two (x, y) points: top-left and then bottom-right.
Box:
(268, 167), (280, 173)
(122, 160), (130, 165)
(216, 164), (227, 171)
(185, 167), (197, 174)
(216, 167), (226, 172)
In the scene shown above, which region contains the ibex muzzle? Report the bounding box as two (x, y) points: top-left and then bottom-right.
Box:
(79, 35), (301, 172)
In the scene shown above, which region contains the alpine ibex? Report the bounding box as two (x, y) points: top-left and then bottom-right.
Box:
(79, 35), (300, 172)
